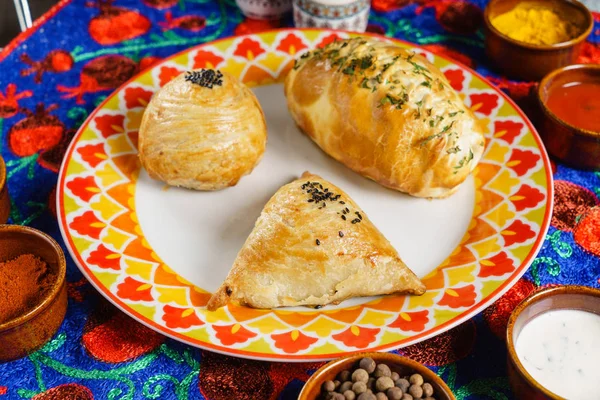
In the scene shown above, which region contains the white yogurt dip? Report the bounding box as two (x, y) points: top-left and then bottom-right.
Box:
(515, 309), (600, 400)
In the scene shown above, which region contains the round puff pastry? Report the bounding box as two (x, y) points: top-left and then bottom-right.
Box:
(138, 69), (267, 190)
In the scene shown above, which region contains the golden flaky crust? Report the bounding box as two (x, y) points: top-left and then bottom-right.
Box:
(139, 69), (267, 190)
(284, 38), (485, 198)
(207, 172), (426, 310)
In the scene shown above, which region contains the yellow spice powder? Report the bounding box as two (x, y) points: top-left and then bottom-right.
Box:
(491, 3), (578, 45)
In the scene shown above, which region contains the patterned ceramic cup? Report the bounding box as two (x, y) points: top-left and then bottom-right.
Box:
(236, 0), (293, 20)
(293, 0), (370, 32)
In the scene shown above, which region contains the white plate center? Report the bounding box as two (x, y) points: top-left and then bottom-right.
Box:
(135, 84), (475, 307)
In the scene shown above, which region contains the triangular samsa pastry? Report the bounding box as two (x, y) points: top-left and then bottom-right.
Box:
(207, 172), (426, 311)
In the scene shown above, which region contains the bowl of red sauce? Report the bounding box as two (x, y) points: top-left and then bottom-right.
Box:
(537, 64), (600, 169)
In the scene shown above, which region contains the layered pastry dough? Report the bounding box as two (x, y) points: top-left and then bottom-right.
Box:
(207, 172), (426, 310)
(139, 69), (267, 190)
(284, 38), (485, 198)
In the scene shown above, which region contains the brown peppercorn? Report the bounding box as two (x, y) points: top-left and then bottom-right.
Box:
(422, 383), (433, 397)
(375, 393), (387, 400)
(391, 372), (400, 382)
(374, 364), (392, 378)
(334, 380), (341, 389)
(323, 380), (336, 392)
(338, 370), (352, 382)
(396, 378), (410, 392)
(409, 374), (424, 386)
(343, 390), (356, 400)
(339, 381), (353, 393)
(357, 392), (376, 400)
(353, 381), (368, 394)
(401, 394), (413, 400)
(387, 387), (404, 400)
(375, 376), (395, 392)
(359, 357), (377, 374)
(352, 369), (369, 383)
(408, 384), (423, 398)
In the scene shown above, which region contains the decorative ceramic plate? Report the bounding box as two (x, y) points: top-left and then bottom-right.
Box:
(58, 29), (552, 361)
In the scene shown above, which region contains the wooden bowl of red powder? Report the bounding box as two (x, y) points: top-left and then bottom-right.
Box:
(0, 225), (67, 362)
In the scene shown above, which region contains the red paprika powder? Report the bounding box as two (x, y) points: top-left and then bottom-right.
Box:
(0, 254), (54, 324)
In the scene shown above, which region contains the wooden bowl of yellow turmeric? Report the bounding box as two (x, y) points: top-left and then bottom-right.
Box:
(484, 0), (593, 81)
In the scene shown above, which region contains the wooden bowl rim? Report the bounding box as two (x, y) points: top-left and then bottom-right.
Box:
(537, 63), (600, 139)
(483, 0), (593, 51)
(0, 224), (67, 331)
(298, 352), (456, 400)
(506, 285), (600, 400)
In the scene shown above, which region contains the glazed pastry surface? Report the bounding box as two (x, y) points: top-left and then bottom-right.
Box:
(139, 69), (267, 190)
(284, 38), (485, 198)
(207, 172), (426, 311)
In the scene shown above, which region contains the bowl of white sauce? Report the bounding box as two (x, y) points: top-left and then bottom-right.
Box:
(507, 285), (600, 400)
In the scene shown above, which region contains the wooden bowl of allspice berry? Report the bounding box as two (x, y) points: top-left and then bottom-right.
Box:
(0, 224), (67, 362)
(299, 353), (455, 400)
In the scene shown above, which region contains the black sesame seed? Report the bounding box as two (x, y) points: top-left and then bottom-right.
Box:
(308, 199), (314, 202)
(345, 207), (349, 213)
(342, 215), (347, 220)
(225, 287), (232, 295)
(339, 231), (344, 237)
(316, 239), (321, 245)
(339, 201), (345, 204)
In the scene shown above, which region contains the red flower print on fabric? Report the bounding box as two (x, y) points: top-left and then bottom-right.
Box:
(484, 278), (536, 339)
(8, 104), (64, 157)
(32, 384), (93, 400)
(234, 18), (280, 36)
(574, 207), (600, 257)
(552, 180), (599, 231)
(0, 83), (32, 118)
(88, 0), (151, 46)
(83, 301), (163, 363)
(400, 320), (476, 365)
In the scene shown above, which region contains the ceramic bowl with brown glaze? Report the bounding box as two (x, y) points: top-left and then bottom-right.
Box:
(537, 64), (600, 169)
(483, 0), (593, 81)
(506, 285), (600, 400)
(0, 157), (10, 224)
(0, 225), (67, 362)
(299, 352), (456, 400)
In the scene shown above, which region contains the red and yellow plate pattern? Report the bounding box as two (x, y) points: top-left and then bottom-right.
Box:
(58, 29), (552, 361)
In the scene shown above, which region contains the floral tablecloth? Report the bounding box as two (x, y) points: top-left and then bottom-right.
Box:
(0, 0), (599, 399)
